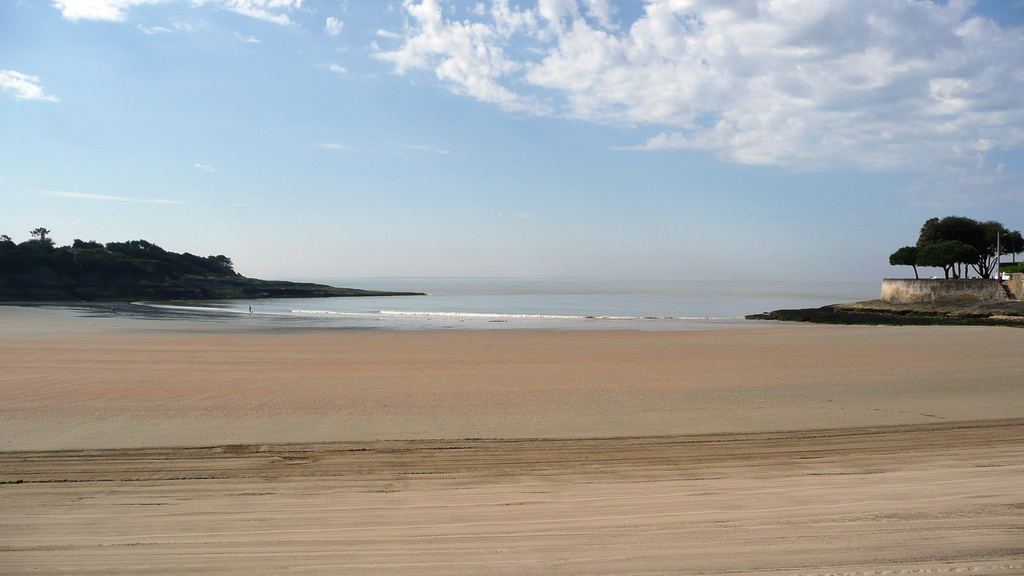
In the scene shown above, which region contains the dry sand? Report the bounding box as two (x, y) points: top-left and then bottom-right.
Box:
(1, 305), (1023, 575)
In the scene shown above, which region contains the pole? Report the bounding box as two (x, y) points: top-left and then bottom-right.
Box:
(996, 232), (1001, 279)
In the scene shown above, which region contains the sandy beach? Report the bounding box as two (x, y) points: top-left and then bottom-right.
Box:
(2, 305), (1023, 574)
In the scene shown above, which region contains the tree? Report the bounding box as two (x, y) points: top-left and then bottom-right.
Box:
(72, 239), (104, 250)
(28, 227), (55, 250)
(0, 235), (13, 260)
(1003, 231), (1024, 265)
(917, 240), (978, 279)
(0, 233), (242, 286)
(889, 246), (920, 278)
(206, 255), (235, 272)
(973, 221), (1012, 278)
(916, 217), (984, 256)
(912, 216), (1022, 279)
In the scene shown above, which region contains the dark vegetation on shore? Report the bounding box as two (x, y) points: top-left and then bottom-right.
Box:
(747, 300), (1024, 327)
(888, 216), (1022, 280)
(0, 229), (422, 302)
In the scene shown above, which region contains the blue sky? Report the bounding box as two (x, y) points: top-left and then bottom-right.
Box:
(2, 0), (1023, 282)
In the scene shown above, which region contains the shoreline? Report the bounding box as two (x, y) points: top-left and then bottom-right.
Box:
(1, 299), (768, 332)
(11, 293), (1024, 331)
(4, 304), (1024, 450)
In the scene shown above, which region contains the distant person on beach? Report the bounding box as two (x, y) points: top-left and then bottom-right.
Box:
(248, 305), (252, 314)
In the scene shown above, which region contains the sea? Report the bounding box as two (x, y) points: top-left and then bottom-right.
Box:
(139, 278), (880, 331)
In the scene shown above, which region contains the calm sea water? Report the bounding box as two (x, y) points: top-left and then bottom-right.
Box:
(141, 278), (879, 330)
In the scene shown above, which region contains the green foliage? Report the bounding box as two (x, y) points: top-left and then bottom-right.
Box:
(72, 239), (104, 250)
(917, 240), (977, 269)
(0, 229), (239, 283)
(916, 217), (985, 250)
(1004, 231), (1024, 256)
(903, 216), (1022, 279)
(889, 246), (918, 265)
(888, 245), (920, 278)
(1, 229), (420, 302)
(28, 227), (55, 250)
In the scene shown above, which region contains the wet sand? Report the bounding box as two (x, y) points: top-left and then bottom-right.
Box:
(1, 305), (1023, 574)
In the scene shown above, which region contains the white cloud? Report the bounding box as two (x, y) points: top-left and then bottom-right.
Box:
(328, 63), (347, 74)
(319, 142), (354, 151)
(375, 0), (550, 114)
(139, 20), (198, 34)
(197, 0), (304, 25)
(325, 16), (344, 36)
(580, 0), (615, 30)
(0, 70), (59, 102)
(400, 143), (451, 154)
(53, 0), (160, 21)
(376, 0), (1024, 200)
(194, 163), (215, 172)
(35, 190), (183, 204)
(139, 24), (173, 34)
(235, 33), (260, 42)
(53, 0), (302, 25)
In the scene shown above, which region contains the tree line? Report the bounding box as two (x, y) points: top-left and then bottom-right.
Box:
(889, 217), (1022, 279)
(0, 228), (238, 282)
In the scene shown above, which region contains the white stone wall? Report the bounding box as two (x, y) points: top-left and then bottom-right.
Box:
(1008, 273), (1024, 299)
(881, 278), (1009, 304)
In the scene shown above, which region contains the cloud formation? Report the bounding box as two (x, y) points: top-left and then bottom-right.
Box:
(376, 0), (1024, 193)
(53, 0), (302, 25)
(319, 142), (354, 151)
(35, 190), (182, 204)
(325, 16), (344, 36)
(0, 70), (59, 102)
(399, 143), (451, 155)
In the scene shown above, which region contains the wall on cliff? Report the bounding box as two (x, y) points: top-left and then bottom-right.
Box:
(881, 278), (1019, 304)
(1007, 273), (1024, 299)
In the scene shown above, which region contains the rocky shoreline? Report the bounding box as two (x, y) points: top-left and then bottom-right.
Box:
(747, 299), (1024, 327)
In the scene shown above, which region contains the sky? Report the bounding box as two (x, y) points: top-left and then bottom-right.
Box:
(2, 0), (1023, 282)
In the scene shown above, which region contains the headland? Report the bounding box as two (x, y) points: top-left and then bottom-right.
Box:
(748, 275), (1024, 326)
(0, 236), (422, 301)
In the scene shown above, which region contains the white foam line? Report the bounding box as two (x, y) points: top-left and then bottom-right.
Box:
(379, 310), (587, 320)
(290, 310), (374, 317)
(135, 302), (249, 315)
(376, 310), (722, 321)
(139, 303), (734, 323)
